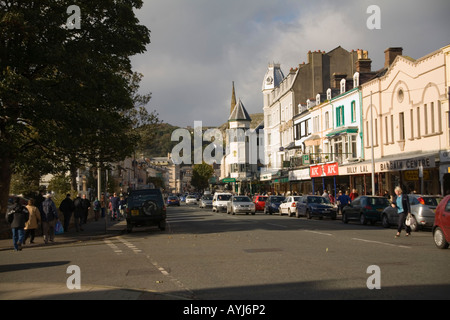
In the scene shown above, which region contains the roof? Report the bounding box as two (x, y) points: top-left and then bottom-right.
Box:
(229, 99), (251, 122)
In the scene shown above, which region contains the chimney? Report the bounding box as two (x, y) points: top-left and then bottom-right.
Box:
(384, 47), (403, 68)
(332, 73), (347, 88)
(356, 49), (372, 73)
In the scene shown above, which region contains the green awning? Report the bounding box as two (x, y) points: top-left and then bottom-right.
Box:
(326, 127), (358, 138)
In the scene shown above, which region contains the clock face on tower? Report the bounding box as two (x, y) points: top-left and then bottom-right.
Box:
(266, 76), (273, 85)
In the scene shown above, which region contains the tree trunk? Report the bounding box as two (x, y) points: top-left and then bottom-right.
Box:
(0, 155), (13, 238)
(70, 166), (78, 194)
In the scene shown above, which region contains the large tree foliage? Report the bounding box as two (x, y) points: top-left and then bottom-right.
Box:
(0, 1), (152, 232)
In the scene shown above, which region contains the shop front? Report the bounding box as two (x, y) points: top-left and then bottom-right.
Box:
(288, 168), (311, 195)
(310, 162), (339, 197)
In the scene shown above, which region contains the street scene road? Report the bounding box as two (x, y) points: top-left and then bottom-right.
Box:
(1, 203), (448, 300)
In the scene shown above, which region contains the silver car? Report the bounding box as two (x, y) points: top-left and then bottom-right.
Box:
(199, 195), (213, 208)
(382, 194), (442, 231)
(227, 195), (256, 215)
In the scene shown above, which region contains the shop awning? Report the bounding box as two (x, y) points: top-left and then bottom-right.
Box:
(304, 135), (321, 146)
(326, 127), (358, 138)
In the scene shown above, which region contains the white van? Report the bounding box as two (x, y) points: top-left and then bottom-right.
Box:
(212, 192), (232, 212)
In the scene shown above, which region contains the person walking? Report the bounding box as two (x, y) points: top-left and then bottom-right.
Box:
(81, 194), (91, 224)
(24, 199), (41, 244)
(6, 198), (29, 251)
(41, 193), (59, 244)
(337, 190), (351, 215)
(73, 194), (84, 232)
(93, 197), (101, 221)
(110, 192), (120, 220)
(391, 186), (412, 238)
(59, 194), (74, 232)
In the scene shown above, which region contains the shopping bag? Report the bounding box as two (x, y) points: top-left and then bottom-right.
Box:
(55, 220), (64, 235)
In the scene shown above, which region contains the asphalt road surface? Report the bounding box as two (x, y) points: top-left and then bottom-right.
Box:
(0, 203), (449, 301)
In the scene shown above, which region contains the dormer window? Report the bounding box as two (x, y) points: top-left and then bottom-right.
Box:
(327, 88), (332, 100)
(340, 78), (346, 94)
(353, 72), (360, 88)
(316, 94), (321, 106)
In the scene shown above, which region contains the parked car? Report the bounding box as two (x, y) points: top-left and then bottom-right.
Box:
(199, 194), (213, 208)
(227, 195), (256, 215)
(381, 194), (442, 231)
(212, 192), (232, 212)
(296, 196), (337, 219)
(253, 195), (268, 212)
(125, 188), (166, 233)
(278, 196), (302, 217)
(433, 195), (450, 249)
(342, 196), (390, 225)
(264, 196), (285, 215)
(166, 195), (180, 207)
(185, 195), (198, 205)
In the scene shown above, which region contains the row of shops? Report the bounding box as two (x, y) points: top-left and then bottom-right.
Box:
(252, 151), (450, 197)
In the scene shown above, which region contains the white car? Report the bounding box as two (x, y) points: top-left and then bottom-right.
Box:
(278, 196), (302, 217)
(185, 195), (198, 205)
(212, 192), (232, 212)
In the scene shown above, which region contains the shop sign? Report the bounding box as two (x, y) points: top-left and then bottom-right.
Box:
(404, 170), (430, 181)
(289, 168), (310, 181)
(310, 162), (339, 178)
(340, 163), (372, 175)
(377, 156), (435, 172)
(260, 173), (272, 181)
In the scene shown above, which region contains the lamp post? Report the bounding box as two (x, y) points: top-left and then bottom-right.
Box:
(370, 91), (376, 195)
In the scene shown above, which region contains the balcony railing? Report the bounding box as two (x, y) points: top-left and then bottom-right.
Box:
(289, 153), (355, 169)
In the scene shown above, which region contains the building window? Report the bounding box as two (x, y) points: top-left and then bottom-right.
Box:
(390, 115), (394, 143)
(399, 112), (405, 141)
(410, 109), (414, 139)
(416, 106), (421, 138)
(340, 79), (346, 94)
(385, 116), (389, 145)
(336, 106), (345, 127)
(431, 102), (435, 133)
(353, 72), (360, 88)
(424, 104), (428, 135)
(351, 101), (356, 123)
(325, 111), (330, 129)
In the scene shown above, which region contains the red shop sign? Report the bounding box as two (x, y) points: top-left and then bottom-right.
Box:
(310, 162), (339, 177)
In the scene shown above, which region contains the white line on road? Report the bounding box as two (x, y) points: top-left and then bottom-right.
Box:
(304, 230), (333, 236)
(352, 238), (412, 249)
(265, 223), (288, 228)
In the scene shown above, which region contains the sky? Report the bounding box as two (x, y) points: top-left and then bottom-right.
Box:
(130, 0), (450, 128)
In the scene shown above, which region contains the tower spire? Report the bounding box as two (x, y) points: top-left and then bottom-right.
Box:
(231, 81), (236, 115)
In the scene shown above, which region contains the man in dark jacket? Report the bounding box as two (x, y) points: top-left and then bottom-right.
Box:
(59, 194), (75, 232)
(73, 194), (84, 232)
(41, 194), (58, 243)
(6, 198), (29, 251)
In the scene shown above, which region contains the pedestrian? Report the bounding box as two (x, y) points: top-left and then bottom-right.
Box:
(81, 194), (91, 224)
(337, 190), (351, 215)
(41, 193), (59, 244)
(24, 199), (41, 244)
(73, 194), (84, 232)
(5, 198), (29, 251)
(391, 186), (412, 238)
(349, 188), (359, 201)
(59, 194), (74, 232)
(119, 195), (126, 220)
(110, 192), (120, 220)
(322, 189), (330, 202)
(100, 193), (106, 218)
(93, 197), (101, 221)
(383, 190), (391, 200)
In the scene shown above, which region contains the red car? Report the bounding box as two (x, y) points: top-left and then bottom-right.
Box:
(253, 195), (268, 212)
(433, 195), (450, 249)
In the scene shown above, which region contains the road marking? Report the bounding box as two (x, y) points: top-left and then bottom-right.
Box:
(118, 237), (142, 254)
(304, 230), (333, 236)
(104, 239), (123, 255)
(352, 238), (411, 249)
(265, 223), (288, 228)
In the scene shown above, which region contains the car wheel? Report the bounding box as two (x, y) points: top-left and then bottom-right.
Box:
(360, 213), (367, 225)
(306, 209), (312, 219)
(295, 209), (300, 218)
(288, 208), (293, 217)
(433, 227), (449, 249)
(158, 220), (166, 231)
(409, 216), (419, 232)
(382, 214), (390, 228)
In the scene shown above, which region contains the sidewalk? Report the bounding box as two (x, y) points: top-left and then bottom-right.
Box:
(0, 218), (187, 300)
(0, 217), (127, 252)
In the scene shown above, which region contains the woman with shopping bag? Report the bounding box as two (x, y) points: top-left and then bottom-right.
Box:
(391, 186), (412, 238)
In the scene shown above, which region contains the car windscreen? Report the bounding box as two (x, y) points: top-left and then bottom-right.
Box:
(307, 196), (330, 204)
(270, 196), (285, 203)
(422, 197), (442, 206)
(233, 196), (251, 202)
(217, 195), (232, 201)
(366, 197), (390, 207)
(128, 193), (163, 207)
(203, 195), (213, 200)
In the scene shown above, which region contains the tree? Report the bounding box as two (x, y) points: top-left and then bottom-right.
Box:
(0, 1), (151, 234)
(191, 163), (214, 192)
